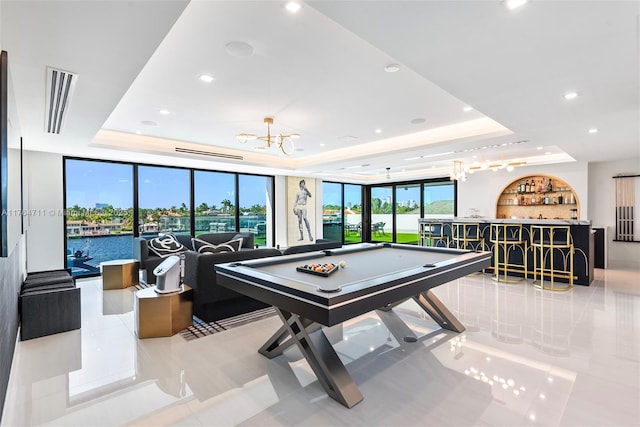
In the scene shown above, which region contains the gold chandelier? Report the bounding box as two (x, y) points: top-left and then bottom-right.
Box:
(236, 117), (300, 155)
(450, 159), (527, 181)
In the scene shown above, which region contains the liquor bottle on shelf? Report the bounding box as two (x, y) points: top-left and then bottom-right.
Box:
(524, 180), (530, 192)
(547, 178), (553, 192)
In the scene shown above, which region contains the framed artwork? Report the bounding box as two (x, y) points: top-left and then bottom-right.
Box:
(287, 176), (316, 247)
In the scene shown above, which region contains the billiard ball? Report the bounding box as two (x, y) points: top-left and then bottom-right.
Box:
(339, 260), (346, 268)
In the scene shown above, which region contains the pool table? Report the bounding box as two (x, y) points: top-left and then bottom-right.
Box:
(215, 243), (491, 408)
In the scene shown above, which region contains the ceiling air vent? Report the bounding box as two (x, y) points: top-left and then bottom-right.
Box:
(175, 147), (243, 160)
(45, 67), (78, 134)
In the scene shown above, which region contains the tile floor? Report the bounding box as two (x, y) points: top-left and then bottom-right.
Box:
(2, 267), (639, 426)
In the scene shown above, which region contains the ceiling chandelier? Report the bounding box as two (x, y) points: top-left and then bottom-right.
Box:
(450, 161), (466, 182)
(450, 159), (527, 181)
(236, 117), (299, 155)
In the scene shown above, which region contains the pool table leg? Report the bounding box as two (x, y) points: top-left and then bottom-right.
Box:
(413, 289), (465, 333)
(258, 318), (320, 359)
(262, 307), (364, 408)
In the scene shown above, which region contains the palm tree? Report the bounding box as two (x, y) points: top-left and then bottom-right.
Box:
(221, 199), (232, 213)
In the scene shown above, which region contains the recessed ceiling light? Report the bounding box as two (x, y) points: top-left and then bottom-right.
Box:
(159, 109), (170, 115)
(588, 128), (599, 134)
(285, 1), (301, 13)
(544, 151), (552, 155)
(411, 118), (426, 124)
(384, 64), (401, 73)
(463, 106), (473, 112)
(141, 120), (157, 126)
(375, 129), (382, 134)
(563, 92), (579, 100)
(537, 146), (543, 150)
(320, 143), (325, 147)
(135, 130), (142, 135)
(504, 0), (528, 10)
(199, 74), (214, 83)
(225, 41), (254, 57)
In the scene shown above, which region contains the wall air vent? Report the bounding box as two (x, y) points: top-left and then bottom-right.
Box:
(45, 67), (78, 134)
(175, 147), (243, 160)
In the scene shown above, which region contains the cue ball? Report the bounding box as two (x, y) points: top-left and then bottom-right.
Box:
(339, 260), (346, 268)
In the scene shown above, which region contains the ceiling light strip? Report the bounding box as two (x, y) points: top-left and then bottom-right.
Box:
(175, 147), (243, 160)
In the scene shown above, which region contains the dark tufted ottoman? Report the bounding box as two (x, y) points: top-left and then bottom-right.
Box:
(19, 269), (81, 340)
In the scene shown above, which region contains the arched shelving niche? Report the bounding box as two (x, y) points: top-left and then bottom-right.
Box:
(496, 175), (580, 220)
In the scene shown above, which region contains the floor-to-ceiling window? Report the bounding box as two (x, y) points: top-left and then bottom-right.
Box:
(395, 183), (421, 244)
(238, 174), (273, 247)
(65, 158), (275, 277)
(194, 170), (236, 235)
(64, 159), (134, 277)
(423, 181), (455, 218)
(138, 166), (191, 237)
(322, 182), (343, 242)
(344, 184), (363, 244)
(368, 179), (455, 244)
(370, 186), (393, 242)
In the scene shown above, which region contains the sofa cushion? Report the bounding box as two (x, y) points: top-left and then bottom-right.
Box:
(148, 235), (188, 257)
(193, 237), (242, 254)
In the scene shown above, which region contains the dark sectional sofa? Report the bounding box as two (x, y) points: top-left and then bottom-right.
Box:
(184, 248), (282, 322)
(135, 233), (344, 322)
(134, 232), (256, 284)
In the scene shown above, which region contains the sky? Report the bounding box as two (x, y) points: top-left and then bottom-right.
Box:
(323, 182), (454, 206)
(65, 160), (270, 209)
(66, 159), (453, 210)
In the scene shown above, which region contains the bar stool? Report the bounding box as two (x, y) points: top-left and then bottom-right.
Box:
(452, 223), (485, 251)
(530, 225), (574, 291)
(420, 221), (449, 248)
(452, 222), (486, 274)
(489, 223), (527, 283)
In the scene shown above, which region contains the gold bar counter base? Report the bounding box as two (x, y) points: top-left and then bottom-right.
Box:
(101, 259), (139, 290)
(135, 285), (193, 339)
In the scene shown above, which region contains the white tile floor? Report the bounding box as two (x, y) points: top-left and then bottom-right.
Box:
(2, 267), (639, 426)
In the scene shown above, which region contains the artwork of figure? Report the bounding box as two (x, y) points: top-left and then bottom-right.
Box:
(293, 179), (314, 241)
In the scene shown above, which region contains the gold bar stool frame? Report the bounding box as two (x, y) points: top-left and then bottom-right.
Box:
(489, 223), (527, 283)
(452, 222), (485, 274)
(530, 225), (574, 291)
(420, 221), (449, 248)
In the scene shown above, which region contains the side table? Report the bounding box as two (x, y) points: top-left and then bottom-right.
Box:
(101, 259), (139, 290)
(135, 285), (193, 339)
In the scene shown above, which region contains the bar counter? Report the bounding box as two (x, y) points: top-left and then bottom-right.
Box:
(418, 218), (594, 285)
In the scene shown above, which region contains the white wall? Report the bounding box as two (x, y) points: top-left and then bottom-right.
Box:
(588, 158), (640, 269)
(24, 151), (64, 272)
(457, 161), (589, 220)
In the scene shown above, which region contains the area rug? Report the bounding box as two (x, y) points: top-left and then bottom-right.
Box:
(132, 282), (277, 341)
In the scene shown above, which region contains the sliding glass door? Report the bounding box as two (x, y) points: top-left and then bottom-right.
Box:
(368, 179), (455, 244)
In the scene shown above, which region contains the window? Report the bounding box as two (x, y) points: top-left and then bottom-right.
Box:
(423, 182), (455, 218)
(396, 184), (421, 244)
(239, 174), (273, 246)
(138, 166), (191, 237)
(367, 179), (455, 244)
(344, 184), (362, 244)
(322, 182), (343, 243)
(194, 171), (236, 235)
(370, 186), (393, 242)
(65, 159), (133, 277)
